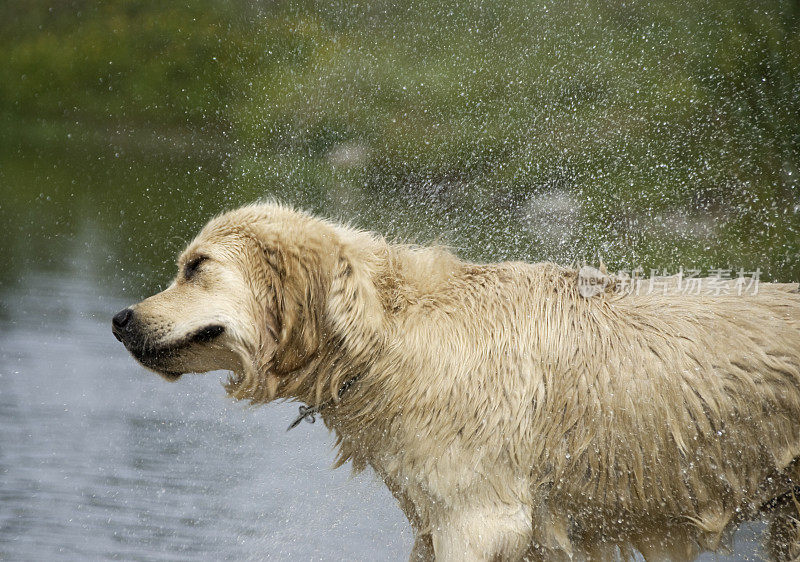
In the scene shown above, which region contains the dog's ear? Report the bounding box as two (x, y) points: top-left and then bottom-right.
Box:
(240, 221), (325, 365)
(251, 241), (327, 377)
(238, 237), (325, 400)
(234, 241), (282, 400)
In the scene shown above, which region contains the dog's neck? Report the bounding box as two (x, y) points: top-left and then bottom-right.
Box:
(285, 230), (467, 468)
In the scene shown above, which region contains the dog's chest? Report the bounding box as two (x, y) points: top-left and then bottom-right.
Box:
(367, 426), (511, 515)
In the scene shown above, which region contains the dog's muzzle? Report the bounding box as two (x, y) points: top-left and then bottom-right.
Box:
(112, 307), (225, 377)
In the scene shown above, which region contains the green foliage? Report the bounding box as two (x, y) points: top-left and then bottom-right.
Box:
(1, 0), (798, 280)
(0, 0), (257, 128)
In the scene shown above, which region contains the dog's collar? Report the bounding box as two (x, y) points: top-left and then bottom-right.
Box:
(287, 375), (361, 431)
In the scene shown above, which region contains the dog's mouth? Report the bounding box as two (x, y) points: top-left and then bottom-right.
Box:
(189, 324), (225, 344)
(121, 324), (226, 378)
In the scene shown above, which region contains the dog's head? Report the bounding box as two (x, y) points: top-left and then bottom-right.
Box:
(112, 204), (358, 401)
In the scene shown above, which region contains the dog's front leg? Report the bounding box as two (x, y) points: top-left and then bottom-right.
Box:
(431, 504), (532, 561)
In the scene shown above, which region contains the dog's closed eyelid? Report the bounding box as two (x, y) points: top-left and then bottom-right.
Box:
(183, 255), (209, 280)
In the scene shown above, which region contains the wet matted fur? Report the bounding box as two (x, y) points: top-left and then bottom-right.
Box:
(114, 203), (800, 561)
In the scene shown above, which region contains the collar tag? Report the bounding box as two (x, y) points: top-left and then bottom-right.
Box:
(285, 375), (361, 431)
(287, 405), (318, 431)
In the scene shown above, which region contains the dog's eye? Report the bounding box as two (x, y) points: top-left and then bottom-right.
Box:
(184, 256), (207, 280)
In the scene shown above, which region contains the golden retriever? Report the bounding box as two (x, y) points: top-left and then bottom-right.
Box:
(113, 203), (800, 561)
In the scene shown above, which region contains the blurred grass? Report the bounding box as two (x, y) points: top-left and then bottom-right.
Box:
(1, 0), (798, 283)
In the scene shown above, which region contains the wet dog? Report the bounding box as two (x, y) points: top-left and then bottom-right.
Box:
(114, 203), (800, 561)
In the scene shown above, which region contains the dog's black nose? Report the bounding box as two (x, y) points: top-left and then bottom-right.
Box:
(112, 308), (134, 330)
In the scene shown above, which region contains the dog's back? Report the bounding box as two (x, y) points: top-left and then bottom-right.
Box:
(515, 265), (800, 557)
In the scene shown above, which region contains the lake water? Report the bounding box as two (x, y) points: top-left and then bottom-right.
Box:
(0, 131), (770, 560)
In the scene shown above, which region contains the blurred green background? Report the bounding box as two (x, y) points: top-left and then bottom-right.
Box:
(2, 0), (799, 297)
